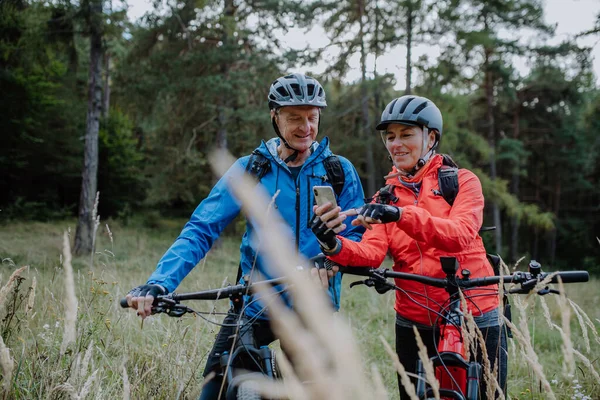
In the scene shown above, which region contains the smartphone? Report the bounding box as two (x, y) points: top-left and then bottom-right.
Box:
(313, 186), (338, 208)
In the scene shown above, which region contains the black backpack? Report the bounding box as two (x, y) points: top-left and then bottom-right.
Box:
(244, 150), (346, 197)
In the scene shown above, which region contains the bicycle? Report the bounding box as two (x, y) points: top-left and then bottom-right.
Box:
(310, 255), (589, 400)
(120, 275), (287, 400)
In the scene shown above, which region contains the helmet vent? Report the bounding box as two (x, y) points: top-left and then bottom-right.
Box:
(399, 97), (415, 114)
(412, 101), (428, 114)
(290, 83), (302, 97)
(307, 84), (315, 96)
(276, 86), (288, 96)
(387, 98), (399, 114)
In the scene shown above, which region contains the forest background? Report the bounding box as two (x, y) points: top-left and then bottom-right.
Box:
(2, 0), (600, 270)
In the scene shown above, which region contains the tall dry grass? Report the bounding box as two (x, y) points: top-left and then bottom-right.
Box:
(0, 163), (597, 398)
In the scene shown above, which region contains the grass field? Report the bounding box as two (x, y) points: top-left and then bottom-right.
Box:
(0, 218), (598, 399)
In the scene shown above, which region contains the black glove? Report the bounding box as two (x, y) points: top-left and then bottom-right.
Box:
(357, 204), (400, 223)
(310, 214), (340, 252)
(127, 284), (167, 299)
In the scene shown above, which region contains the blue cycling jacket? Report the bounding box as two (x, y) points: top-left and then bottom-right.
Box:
(147, 137), (365, 318)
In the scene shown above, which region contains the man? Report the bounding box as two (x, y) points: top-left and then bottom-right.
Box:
(125, 73), (365, 399)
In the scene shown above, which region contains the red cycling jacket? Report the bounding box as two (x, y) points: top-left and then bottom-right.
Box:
(329, 154), (499, 326)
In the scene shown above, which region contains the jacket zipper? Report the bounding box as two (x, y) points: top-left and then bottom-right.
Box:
(295, 185), (300, 249)
(405, 185), (434, 324)
(306, 175), (313, 226)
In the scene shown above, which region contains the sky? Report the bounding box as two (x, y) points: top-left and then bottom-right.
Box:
(126, 0), (600, 89)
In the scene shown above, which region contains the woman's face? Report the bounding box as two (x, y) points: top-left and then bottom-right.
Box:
(383, 124), (435, 171)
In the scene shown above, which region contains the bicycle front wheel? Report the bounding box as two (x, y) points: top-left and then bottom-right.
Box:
(236, 381), (261, 400)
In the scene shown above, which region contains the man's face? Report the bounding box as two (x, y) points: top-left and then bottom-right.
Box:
(272, 106), (320, 152)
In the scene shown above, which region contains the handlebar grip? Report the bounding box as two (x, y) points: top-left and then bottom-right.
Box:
(550, 271), (589, 284)
(338, 266), (376, 276)
(120, 298), (130, 308)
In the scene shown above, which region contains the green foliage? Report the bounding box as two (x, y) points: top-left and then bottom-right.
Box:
(1, 0), (599, 269)
(98, 110), (146, 218)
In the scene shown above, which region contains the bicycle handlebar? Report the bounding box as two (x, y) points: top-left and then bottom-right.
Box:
(119, 277), (287, 309)
(120, 255), (589, 311)
(337, 266), (589, 291)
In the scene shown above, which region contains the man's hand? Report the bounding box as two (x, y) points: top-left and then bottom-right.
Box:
(310, 259), (340, 289)
(346, 203), (401, 230)
(310, 202), (346, 252)
(125, 284), (167, 319)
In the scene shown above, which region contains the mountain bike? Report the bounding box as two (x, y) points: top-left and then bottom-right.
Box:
(120, 275), (287, 400)
(311, 255), (589, 400)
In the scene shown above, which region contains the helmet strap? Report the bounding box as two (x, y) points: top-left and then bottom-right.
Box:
(408, 127), (436, 176)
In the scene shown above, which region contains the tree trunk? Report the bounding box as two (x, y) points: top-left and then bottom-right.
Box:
(549, 176), (561, 265)
(74, 0), (103, 256)
(358, 0), (376, 195)
(102, 53), (110, 118)
(532, 163), (541, 261)
(405, 0), (413, 95)
(484, 46), (502, 254)
(510, 101), (520, 262)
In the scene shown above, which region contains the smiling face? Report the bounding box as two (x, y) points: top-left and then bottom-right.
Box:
(272, 106), (320, 152)
(383, 123), (436, 171)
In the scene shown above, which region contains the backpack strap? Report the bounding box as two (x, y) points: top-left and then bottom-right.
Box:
(437, 165), (459, 206)
(245, 150), (271, 181)
(323, 155), (345, 198)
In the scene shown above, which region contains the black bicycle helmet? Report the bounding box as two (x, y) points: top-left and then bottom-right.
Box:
(268, 73), (327, 110)
(376, 95), (443, 137)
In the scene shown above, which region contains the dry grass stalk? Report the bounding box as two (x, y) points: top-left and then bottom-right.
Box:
(61, 231), (78, 354)
(25, 276), (36, 316)
(555, 278), (575, 377)
(413, 326), (439, 400)
(80, 341), (94, 384)
(0, 334), (13, 392)
(503, 316), (556, 400)
(210, 151), (380, 400)
(471, 322), (504, 400)
(572, 348), (600, 383)
(122, 363), (130, 400)
(568, 298), (599, 348)
(458, 291), (475, 360)
(0, 265), (28, 311)
(105, 223), (114, 250)
(49, 382), (77, 399)
(380, 335), (417, 400)
(78, 368), (99, 399)
(90, 191), (100, 267)
(539, 296), (553, 327)
(370, 364), (389, 400)
(274, 349), (307, 400)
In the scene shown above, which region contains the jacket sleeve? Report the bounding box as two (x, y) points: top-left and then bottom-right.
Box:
(397, 169), (483, 253)
(146, 158), (246, 292)
(336, 156), (366, 242)
(329, 224), (389, 267)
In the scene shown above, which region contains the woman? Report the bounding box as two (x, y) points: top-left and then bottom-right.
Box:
(311, 95), (507, 399)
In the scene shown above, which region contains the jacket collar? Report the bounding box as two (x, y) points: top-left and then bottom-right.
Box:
(385, 154), (444, 185)
(257, 136), (332, 168)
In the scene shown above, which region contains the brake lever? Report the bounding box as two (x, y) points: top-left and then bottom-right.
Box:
(349, 277), (395, 294)
(537, 287), (560, 296)
(350, 279), (372, 289)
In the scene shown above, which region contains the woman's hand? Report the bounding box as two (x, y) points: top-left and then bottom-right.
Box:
(345, 204), (402, 230)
